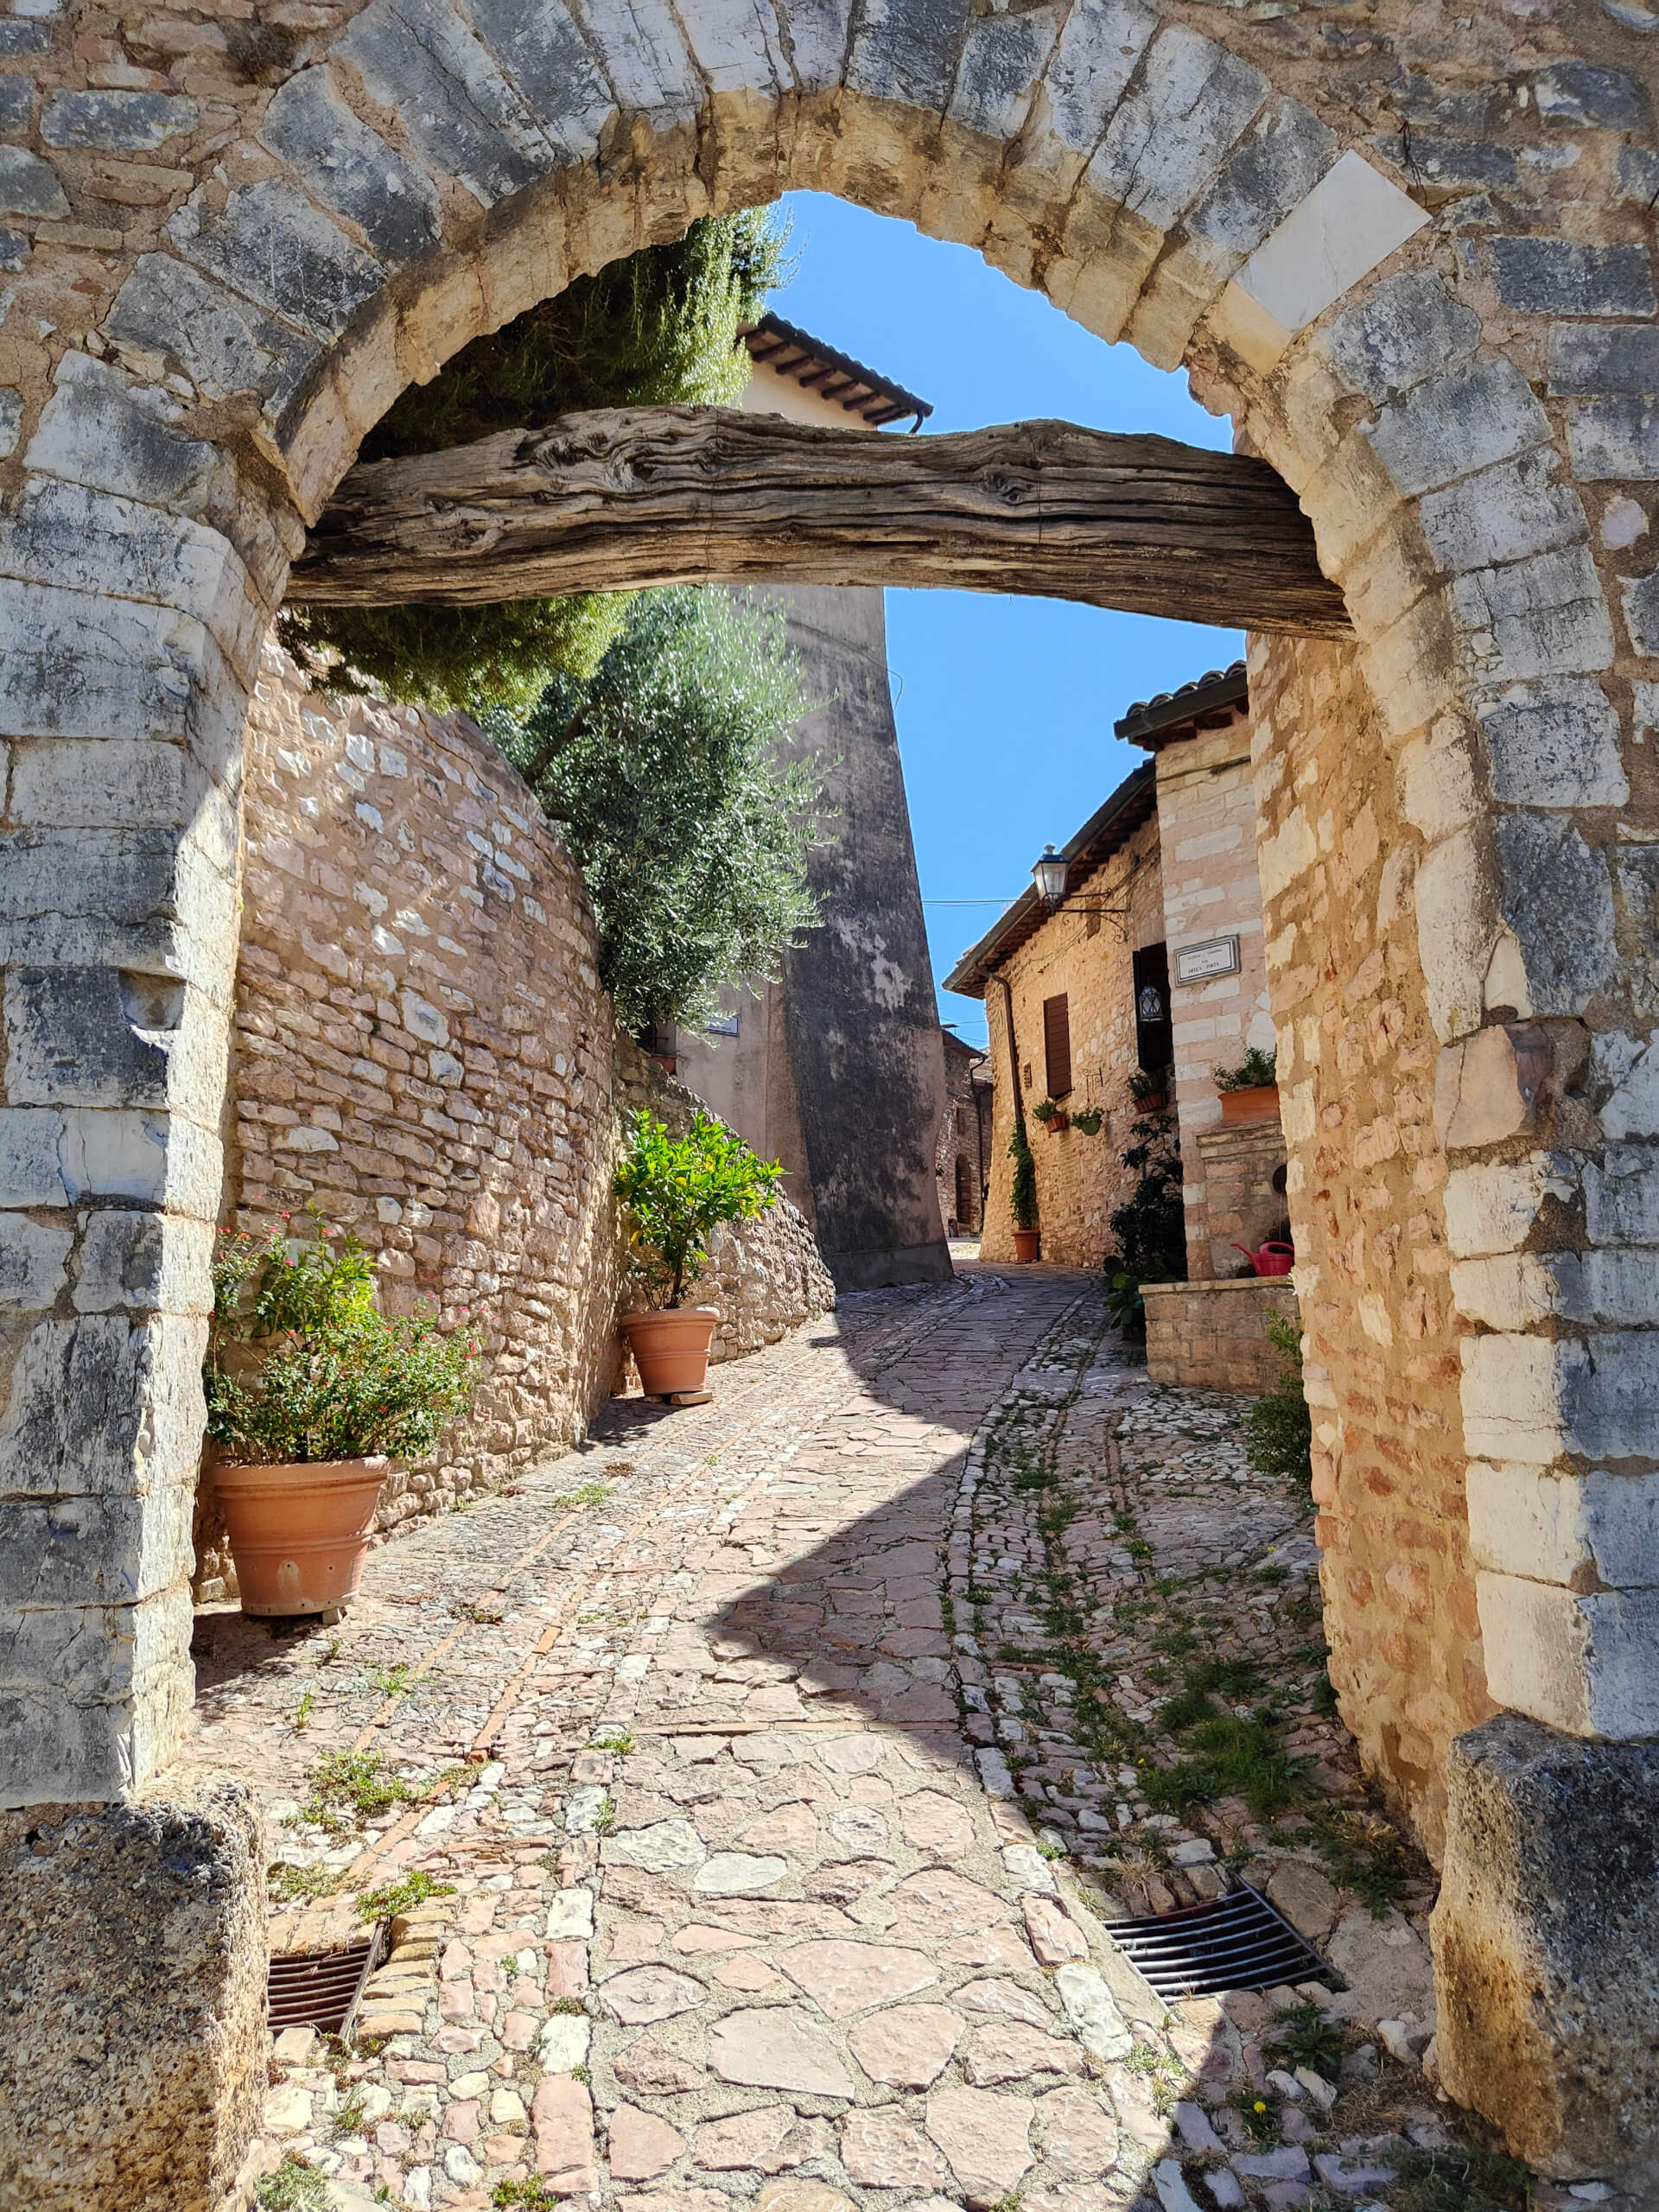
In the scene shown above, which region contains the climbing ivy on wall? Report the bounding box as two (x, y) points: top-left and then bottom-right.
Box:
(281, 210), (791, 712)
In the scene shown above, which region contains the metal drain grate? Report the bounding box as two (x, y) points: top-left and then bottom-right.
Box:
(1109, 1881), (1343, 2000)
(268, 1924), (386, 2039)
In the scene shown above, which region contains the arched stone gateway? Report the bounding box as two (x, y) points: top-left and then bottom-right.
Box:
(1, 0), (1656, 2192)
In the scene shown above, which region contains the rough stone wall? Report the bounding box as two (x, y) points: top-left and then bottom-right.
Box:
(1254, 634), (1487, 1858)
(1156, 726), (1281, 1280)
(199, 645), (621, 1594)
(1142, 1276), (1299, 1395)
(198, 651), (832, 1598)
(1195, 1120), (1290, 1281)
(979, 819), (1164, 1268)
(935, 1035), (986, 1236)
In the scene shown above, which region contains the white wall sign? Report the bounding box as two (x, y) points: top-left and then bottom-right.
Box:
(1174, 935), (1241, 984)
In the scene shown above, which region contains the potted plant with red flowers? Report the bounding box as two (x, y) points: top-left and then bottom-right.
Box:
(204, 1220), (480, 1618)
(613, 1107), (783, 1396)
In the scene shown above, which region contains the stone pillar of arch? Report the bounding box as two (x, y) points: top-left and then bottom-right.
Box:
(0, 0), (1656, 2193)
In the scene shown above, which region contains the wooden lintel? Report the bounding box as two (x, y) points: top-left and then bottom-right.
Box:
(289, 404), (1351, 640)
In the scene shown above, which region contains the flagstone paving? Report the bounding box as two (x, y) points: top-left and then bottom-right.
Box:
(181, 1268), (1624, 2212)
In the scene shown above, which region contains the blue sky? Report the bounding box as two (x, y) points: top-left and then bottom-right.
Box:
(773, 192), (1243, 1049)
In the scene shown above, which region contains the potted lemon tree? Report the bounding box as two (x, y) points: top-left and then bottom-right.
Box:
(204, 1221), (480, 1618)
(614, 1107), (783, 1395)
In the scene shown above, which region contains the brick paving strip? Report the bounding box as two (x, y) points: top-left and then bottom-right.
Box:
(181, 1272), (1618, 2212)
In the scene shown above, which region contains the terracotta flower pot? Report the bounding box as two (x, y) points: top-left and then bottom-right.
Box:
(621, 1306), (719, 1396)
(1135, 1090), (1168, 1113)
(1012, 1229), (1041, 1263)
(213, 1456), (389, 1618)
(1220, 1083), (1280, 1126)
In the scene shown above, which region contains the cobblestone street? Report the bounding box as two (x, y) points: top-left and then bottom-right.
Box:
(182, 1271), (1611, 2212)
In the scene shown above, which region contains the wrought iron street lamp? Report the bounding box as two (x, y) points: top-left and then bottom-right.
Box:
(1032, 844), (1070, 910)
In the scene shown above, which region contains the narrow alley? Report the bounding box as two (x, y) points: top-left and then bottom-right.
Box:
(182, 1272), (1590, 2212)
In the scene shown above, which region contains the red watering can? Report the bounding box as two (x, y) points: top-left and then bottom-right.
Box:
(1234, 1240), (1294, 1277)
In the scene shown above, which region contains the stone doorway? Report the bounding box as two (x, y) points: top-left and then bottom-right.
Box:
(1, 0), (1656, 2193)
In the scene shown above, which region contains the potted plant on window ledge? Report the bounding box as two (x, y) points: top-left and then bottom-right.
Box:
(1215, 1045), (1280, 1126)
(1033, 1096), (1069, 1134)
(204, 1220), (481, 1619)
(1009, 1122), (1040, 1262)
(613, 1106), (783, 1397)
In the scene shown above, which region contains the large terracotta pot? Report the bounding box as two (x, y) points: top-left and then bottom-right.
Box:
(213, 1457), (389, 1618)
(1220, 1083), (1281, 1127)
(621, 1306), (718, 1396)
(1012, 1229), (1041, 1263)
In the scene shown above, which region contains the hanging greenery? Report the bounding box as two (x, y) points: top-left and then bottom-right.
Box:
(488, 584), (830, 1032)
(281, 210), (791, 712)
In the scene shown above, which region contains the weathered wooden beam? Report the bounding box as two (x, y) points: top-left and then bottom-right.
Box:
(289, 405), (1351, 639)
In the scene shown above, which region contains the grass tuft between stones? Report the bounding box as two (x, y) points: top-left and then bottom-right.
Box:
(255, 2158), (332, 2210)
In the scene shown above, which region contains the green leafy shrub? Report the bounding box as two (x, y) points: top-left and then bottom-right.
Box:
(282, 211), (791, 712)
(491, 585), (827, 1031)
(1215, 1044), (1278, 1091)
(205, 1221), (480, 1465)
(1245, 1312), (1313, 1497)
(1103, 1077), (1184, 1328)
(614, 1107), (783, 1308)
(1008, 1122), (1039, 1232)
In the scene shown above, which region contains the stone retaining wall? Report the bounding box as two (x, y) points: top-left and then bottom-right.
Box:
(195, 650), (832, 1600)
(1142, 1275), (1300, 1395)
(1193, 1116), (1290, 1282)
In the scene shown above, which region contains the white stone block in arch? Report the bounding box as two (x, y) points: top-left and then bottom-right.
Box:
(1214, 149), (1430, 372)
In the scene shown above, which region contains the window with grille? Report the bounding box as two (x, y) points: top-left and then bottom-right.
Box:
(1043, 995), (1072, 1097)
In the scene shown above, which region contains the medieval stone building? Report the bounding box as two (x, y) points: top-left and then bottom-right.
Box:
(2, 0), (1657, 2190)
(934, 1027), (991, 1236)
(946, 762), (1166, 1268)
(668, 319), (952, 1289)
(948, 664), (1300, 1388)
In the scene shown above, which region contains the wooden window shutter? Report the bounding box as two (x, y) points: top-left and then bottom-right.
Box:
(1043, 994), (1072, 1096)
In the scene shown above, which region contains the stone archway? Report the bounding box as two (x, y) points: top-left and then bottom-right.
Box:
(2, 0), (1656, 2189)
